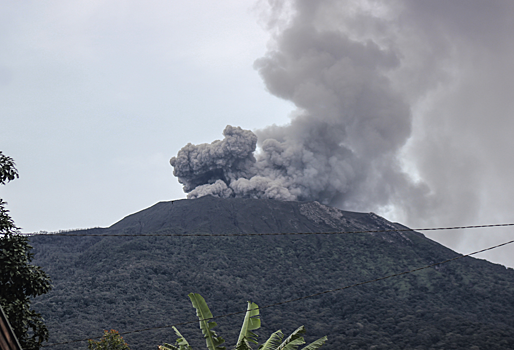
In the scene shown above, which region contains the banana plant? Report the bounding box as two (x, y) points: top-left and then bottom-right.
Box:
(159, 327), (192, 350)
(189, 293), (227, 350)
(235, 300), (261, 349)
(257, 330), (283, 350)
(259, 326), (327, 350)
(158, 293), (327, 350)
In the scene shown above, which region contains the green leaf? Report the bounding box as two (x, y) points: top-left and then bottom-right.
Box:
(280, 338), (305, 350)
(188, 293), (226, 350)
(236, 301), (261, 348)
(0, 230), (51, 349)
(173, 326), (192, 350)
(299, 336), (327, 350)
(0, 151), (19, 185)
(159, 344), (179, 350)
(276, 326), (306, 350)
(235, 338), (254, 350)
(258, 330), (284, 350)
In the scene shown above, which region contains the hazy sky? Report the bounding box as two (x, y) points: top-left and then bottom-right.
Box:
(1, 0), (292, 227)
(1, 0), (514, 267)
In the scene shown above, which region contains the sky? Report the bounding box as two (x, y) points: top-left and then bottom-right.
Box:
(1, 0), (514, 267)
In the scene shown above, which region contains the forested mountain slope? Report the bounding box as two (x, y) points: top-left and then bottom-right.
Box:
(29, 196), (514, 350)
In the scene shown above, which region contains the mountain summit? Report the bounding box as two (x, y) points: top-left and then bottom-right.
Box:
(110, 196), (408, 237)
(30, 197), (514, 349)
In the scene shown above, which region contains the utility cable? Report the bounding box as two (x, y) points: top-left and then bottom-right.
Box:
(20, 222), (514, 237)
(41, 237), (514, 347)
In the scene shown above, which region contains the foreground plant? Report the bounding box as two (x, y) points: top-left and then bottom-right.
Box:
(0, 151), (52, 350)
(88, 329), (130, 350)
(159, 293), (327, 350)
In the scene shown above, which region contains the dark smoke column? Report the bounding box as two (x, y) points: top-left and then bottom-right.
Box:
(170, 0), (429, 212)
(170, 125), (258, 199)
(169, 125), (308, 201)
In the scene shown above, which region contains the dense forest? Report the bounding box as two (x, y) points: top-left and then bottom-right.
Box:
(29, 196), (514, 350)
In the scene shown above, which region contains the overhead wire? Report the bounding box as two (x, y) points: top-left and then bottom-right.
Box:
(19, 222), (514, 237)
(41, 237), (514, 347)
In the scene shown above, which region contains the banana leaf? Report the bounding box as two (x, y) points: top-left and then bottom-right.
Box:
(189, 292), (226, 350)
(279, 338), (305, 350)
(236, 301), (261, 348)
(300, 336), (327, 350)
(173, 326), (192, 350)
(258, 330), (284, 350)
(158, 326), (192, 350)
(275, 326), (306, 350)
(159, 344), (178, 350)
(235, 338), (254, 350)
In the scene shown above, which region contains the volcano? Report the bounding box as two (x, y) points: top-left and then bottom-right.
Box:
(30, 196), (514, 350)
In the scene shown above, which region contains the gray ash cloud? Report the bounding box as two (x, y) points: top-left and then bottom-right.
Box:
(171, 0), (514, 237)
(170, 126), (258, 198)
(171, 0), (426, 210)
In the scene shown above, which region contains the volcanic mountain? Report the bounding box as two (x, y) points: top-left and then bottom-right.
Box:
(30, 196), (514, 350)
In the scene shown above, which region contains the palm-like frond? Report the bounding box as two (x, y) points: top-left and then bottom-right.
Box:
(276, 326), (306, 350)
(300, 336), (327, 350)
(236, 301), (261, 348)
(258, 330), (284, 350)
(235, 337), (254, 350)
(158, 326), (192, 350)
(173, 326), (193, 350)
(280, 338), (305, 350)
(189, 293), (226, 350)
(171, 294), (326, 350)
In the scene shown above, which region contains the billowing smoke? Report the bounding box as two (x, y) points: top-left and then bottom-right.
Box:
(171, 0), (514, 253)
(171, 0), (426, 210)
(170, 126), (258, 199)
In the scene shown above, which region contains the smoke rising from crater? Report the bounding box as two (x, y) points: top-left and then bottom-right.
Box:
(171, 0), (514, 237)
(171, 0), (426, 210)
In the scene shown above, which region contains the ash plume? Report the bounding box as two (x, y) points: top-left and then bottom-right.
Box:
(171, 0), (426, 210)
(170, 125), (258, 197)
(171, 0), (514, 244)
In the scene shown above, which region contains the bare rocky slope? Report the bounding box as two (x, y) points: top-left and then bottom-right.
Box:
(30, 196), (514, 350)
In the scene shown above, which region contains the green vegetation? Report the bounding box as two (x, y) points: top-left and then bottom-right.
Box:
(159, 293), (326, 350)
(0, 151), (52, 350)
(29, 197), (514, 349)
(88, 330), (130, 350)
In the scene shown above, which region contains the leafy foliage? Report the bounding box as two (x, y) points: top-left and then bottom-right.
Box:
(236, 300), (260, 348)
(161, 294), (326, 350)
(88, 329), (130, 350)
(0, 151), (19, 185)
(258, 330), (283, 350)
(159, 327), (192, 350)
(0, 151), (52, 349)
(0, 152), (18, 235)
(298, 335), (328, 350)
(0, 199), (17, 233)
(189, 293), (226, 350)
(275, 326), (306, 350)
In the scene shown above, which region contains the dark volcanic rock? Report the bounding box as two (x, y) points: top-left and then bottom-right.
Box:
(108, 196), (421, 244)
(29, 197), (514, 350)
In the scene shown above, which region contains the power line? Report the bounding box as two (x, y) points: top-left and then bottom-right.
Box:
(20, 222), (514, 237)
(41, 237), (514, 347)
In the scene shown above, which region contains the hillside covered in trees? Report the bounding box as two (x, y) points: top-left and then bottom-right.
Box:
(29, 196), (514, 350)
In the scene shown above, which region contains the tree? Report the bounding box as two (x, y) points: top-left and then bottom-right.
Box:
(88, 329), (131, 350)
(0, 151), (52, 349)
(159, 293), (327, 350)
